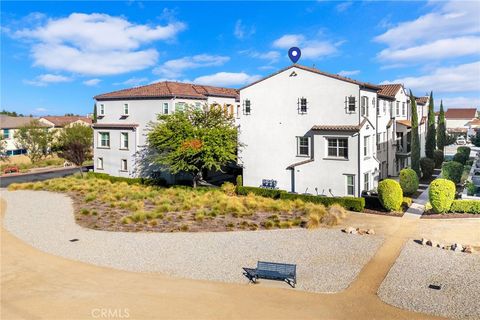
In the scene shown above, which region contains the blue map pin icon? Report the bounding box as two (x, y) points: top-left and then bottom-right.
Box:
(288, 47), (301, 63)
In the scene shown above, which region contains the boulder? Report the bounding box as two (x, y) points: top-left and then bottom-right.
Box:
(437, 243), (445, 249)
(426, 240), (433, 246)
(421, 238), (428, 245)
(463, 245), (475, 254)
(344, 227), (356, 234)
(453, 243), (464, 252)
(431, 240), (438, 248)
(357, 228), (367, 235)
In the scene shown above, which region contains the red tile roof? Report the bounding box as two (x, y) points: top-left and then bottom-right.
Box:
(95, 81), (239, 101)
(415, 96), (428, 105)
(467, 118), (480, 126)
(311, 124), (361, 132)
(445, 108), (477, 119)
(396, 119), (411, 128)
(42, 116), (92, 127)
(378, 84), (403, 99)
(241, 64), (380, 91)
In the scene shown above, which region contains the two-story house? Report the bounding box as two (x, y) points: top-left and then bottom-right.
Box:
(0, 115), (50, 156)
(237, 64), (380, 197)
(93, 81), (239, 181)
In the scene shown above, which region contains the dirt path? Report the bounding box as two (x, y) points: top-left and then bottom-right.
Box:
(1, 197), (444, 320)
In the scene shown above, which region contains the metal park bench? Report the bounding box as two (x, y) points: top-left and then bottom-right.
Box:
(243, 261), (297, 288)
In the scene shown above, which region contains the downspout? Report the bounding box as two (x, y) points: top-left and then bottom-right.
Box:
(358, 86), (362, 197)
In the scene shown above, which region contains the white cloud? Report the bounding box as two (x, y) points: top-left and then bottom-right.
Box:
(234, 19), (255, 39)
(25, 73), (72, 86)
(378, 36), (480, 62)
(12, 13), (186, 76)
(240, 50), (280, 63)
(114, 77), (149, 86)
(153, 54), (230, 78)
(34, 107), (48, 113)
(382, 61), (480, 94)
(272, 34), (338, 59)
(338, 70), (360, 77)
(83, 78), (101, 86)
(440, 96), (480, 108)
(336, 1), (353, 12)
(193, 72), (261, 87)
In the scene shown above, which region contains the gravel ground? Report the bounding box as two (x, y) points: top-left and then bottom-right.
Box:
(378, 241), (480, 319)
(2, 190), (383, 293)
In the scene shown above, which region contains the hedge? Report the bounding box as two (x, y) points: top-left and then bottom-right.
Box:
(86, 172), (166, 186)
(378, 179), (403, 211)
(457, 146), (471, 159)
(279, 193), (365, 212)
(449, 200), (480, 214)
(236, 175), (243, 187)
(441, 161), (464, 184)
(236, 186), (285, 199)
(399, 168), (419, 195)
(452, 152), (468, 165)
(420, 157), (435, 179)
(429, 178), (455, 213)
(433, 150), (444, 168)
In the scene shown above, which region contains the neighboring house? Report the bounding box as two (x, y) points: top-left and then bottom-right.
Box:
(238, 64), (380, 197)
(92, 81), (239, 179)
(445, 108), (478, 136)
(0, 115), (49, 156)
(39, 116), (93, 129)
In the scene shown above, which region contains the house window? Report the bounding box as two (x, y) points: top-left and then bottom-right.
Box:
(346, 175), (355, 196)
(236, 105), (240, 119)
(229, 104), (234, 116)
(97, 157), (103, 170)
(120, 159), (128, 172)
(298, 97), (307, 113)
(3, 129), (10, 139)
(383, 100), (387, 114)
(327, 138), (348, 159)
(243, 99), (251, 115)
(123, 103), (129, 115)
(364, 172), (370, 191)
(364, 136), (370, 157)
(99, 104), (105, 115)
(99, 132), (110, 148)
(120, 132), (128, 150)
(175, 102), (185, 112)
(348, 96), (356, 112)
(402, 102), (406, 116)
(396, 102), (400, 116)
(163, 103), (169, 114)
(296, 136), (310, 156)
(373, 98), (376, 115)
(361, 96), (369, 116)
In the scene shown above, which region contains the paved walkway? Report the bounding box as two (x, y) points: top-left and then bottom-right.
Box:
(403, 170), (440, 219)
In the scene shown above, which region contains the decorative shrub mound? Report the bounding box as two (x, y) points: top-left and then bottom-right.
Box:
(399, 168), (419, 195)
(420, 157), (435, 179)
(433, 150), (444, 168)
(378, 179), (403, 211)
(457, 146), (471, 159)
(441, 161), (463, 184)
(279, 192), (365, 212)
(429, 179), (455, 213)
(450, 200), (480, 214)
(453, 152), (468, 165)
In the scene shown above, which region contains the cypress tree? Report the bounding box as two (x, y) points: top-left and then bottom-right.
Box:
(436, 100), (446, 151)
(93, 104), (97, 123)
(409, 91), (421, 176)
(425, 91), (436, 158)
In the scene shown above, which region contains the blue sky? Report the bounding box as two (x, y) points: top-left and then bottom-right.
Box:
(1, 1), (479, 116)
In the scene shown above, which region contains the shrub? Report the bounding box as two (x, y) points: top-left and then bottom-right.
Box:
(429, 179), (455, 213)
(457, 146), (471, 159)
(449, 200), (480, 214)
(420, 157), (435, 179)
(320, 213), (340, 226)
(402, 197), (412, 208)
(279, 193), (364, 212)
(442, 161), (463, 184)
(399, 168), (419, 195)
(236, 175), (243, 187)
(378, 179), (403, 211)
(221, 182), (236, 196)
(433, 150), (444, 168)
(236, 186), (285, 199)
(328, 204), (347, 219)
(466, 181), (477, 196)
(452, 152), (468, 165)
(80, 208), (90, 215)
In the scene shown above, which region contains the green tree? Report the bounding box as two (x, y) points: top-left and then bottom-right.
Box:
(147, 106), (240, 187)
(409, 91), (421, 176)
(0, 137), (7, 161)
(93, 104), (97, 123)
(425, 91), (436, 158)
(15, 120), (52, 163)
(436, 101), (446, 151)
(56, 124), (93, 176)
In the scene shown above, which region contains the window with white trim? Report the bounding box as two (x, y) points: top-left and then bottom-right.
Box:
(3, 129), (10, 139)
(402, 102), (406, 116)
(98, 132), (110, 148)
(327, 138), (348, 159)
(361, 96), (369, 116)
(383, 100), (387, 114)
(364, 172), (370, 191)
(97, 157), (103, 169)
(121, 159), (128, 171)
(347, 96), (356, 112)
(396, 102), (400, 116)
(298, 97), (307, 113)
(243, 99), (251, 115)
(120, 132), (128, 150)
(123, 103), (129, 115)
(163, 103), (169, 115)
(175, 102), (185, 112)
(364, 136), (370, 157)
(296, 136), (310, 156)
(346, 175), (355, 196)
(99, 104), (105, 115)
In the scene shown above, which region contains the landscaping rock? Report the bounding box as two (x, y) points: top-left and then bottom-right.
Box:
(431, 240), (438, 248)
(453, 243), (464, 252)
(426, 240), (432, 246)
(437, 243), (445, 249)
(366, 229), (375, 235)
(356, 228), (367, 235)
(344, 226), (356, 234)
(421, 238), (428, 245)
(463, 245), (475, 254)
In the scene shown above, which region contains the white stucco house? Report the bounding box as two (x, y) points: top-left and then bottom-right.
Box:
(92, 81), (239, 180)
(0, 115), (50, 156)
(237, 64), (380, 197)
(444, 108), (478, 136)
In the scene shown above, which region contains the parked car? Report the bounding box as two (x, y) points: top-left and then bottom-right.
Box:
(456, 136), (467, 145)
